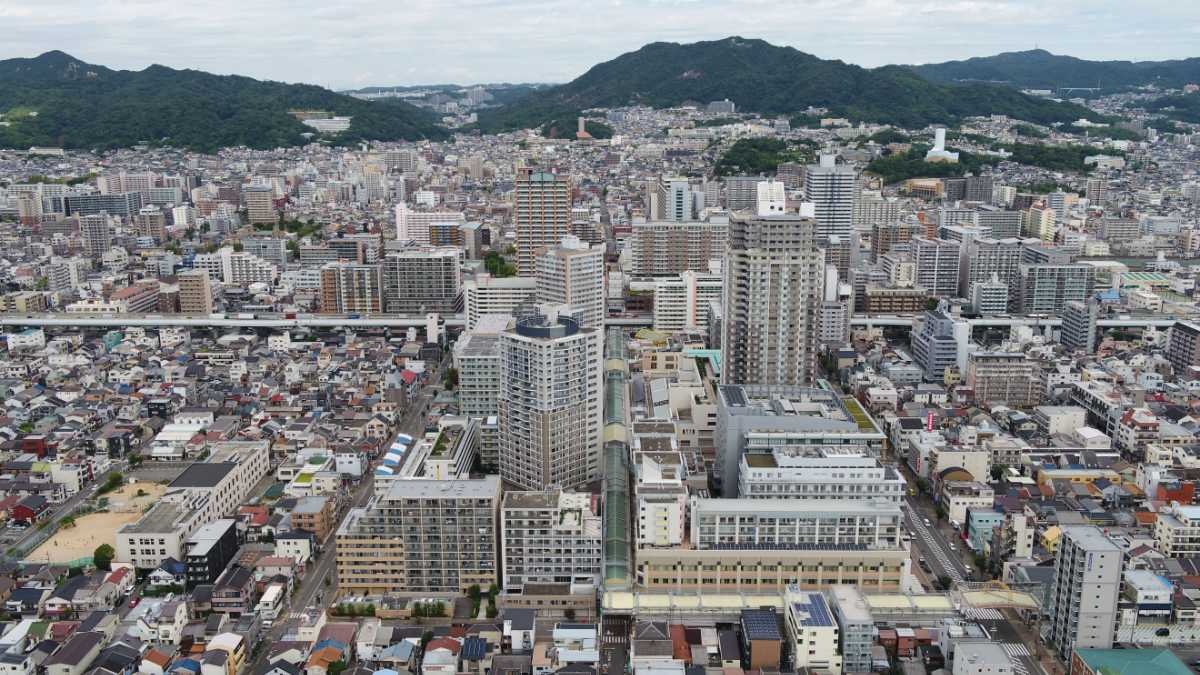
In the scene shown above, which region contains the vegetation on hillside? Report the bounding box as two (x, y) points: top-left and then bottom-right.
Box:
(475, 37), (1099, 133)
(0, 51), (445, 152)
(911, 48), (1200, 90)
(1144, 94), (1200, 124)
(865, 146), (999, 184)
(539, 118), (613, 139)
(715, 137), (816, 176)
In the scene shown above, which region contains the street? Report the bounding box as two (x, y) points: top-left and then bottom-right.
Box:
(904, 496), (972, 586)
(245, 358), (443, 673)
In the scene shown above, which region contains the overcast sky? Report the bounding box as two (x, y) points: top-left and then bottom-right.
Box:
(3, 0), (1198, 90)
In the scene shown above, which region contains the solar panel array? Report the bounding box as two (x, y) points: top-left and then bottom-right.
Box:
(793, 593), (835, 627)
(741, 609), (783, 640)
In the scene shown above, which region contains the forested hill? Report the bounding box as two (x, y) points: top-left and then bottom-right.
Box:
(0, 51), (446, 152)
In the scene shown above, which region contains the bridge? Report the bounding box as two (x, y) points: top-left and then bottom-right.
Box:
(0, 312), (1183, 331)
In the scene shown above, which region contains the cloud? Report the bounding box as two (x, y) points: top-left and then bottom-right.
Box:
(0, 0), (1196, 88)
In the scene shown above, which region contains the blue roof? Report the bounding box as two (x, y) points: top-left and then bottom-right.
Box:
(788, 593), (834, 628)
(461, 636), (487, 661)
(741, 608), (784, 639)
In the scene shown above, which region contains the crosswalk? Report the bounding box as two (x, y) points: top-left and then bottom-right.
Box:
(1000, 643), (1030, 658)
(962, 607), (1004, 621)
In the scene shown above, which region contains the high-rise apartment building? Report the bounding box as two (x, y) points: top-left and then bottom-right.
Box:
(177, 270), (214, 315)
(463, 275), (539, 329)
(804, 155), (857, 239)
(1085, 178), (1109, 205)
(500, 490), (602, 593)
(738, 448), (906, 502)
(722, 212), (825, 387)
(395, 203), (466, 245)
(724, 176), (760, 212)
(1167, 320), (1200, 376)
(652, 270), (723, 334)
(912, 308), (970, 382)
(336, 476), (500, 595)
(79, 214), (112, 260)
(1046, 526), (1123, 657)
(194, 248), (278, 286)
(964, 237), (1026, 308)
(240, 237), (288, 269)
(381, 247), (463, 314)
(535, 236), (605, 327)
(646, 177), (703, 221)
(965, 352), (1043, 408)
(870, 221), (917, 262)
(629, 218), (728, 276)
(975, 205), (1023, 238)
(855, 194), (902, 230)
(1018, 264), (1095, 313)
(514, 168), (571, 276)
(911, 237), (961, 298)
(498, 313), (603, 491)
(67, 192), (144, 218)
(1061, 300), (1100, 353)
(319, 263), (383, 314)
(243, 186), (277, 225)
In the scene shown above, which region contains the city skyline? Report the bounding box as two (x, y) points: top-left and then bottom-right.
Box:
(2, 1), (1198, 89)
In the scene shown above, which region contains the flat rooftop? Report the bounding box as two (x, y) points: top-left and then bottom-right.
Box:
(382, 475), (500, 501)
(169, 462), (236, 489)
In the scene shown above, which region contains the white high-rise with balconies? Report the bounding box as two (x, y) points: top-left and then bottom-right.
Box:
(498, 312), (603, 491)
(535, 236), (605, 328)
(803, 155), (857, 239)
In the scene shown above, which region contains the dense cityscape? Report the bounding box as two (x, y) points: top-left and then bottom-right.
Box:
(3, 31), (1200, 675)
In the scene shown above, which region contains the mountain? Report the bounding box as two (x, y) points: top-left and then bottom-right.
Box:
(910, 49), (1200, 90)
(476, 37), (1101, 133)
(0, 51), (446, 152)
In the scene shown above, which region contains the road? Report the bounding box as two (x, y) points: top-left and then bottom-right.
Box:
(905, 496), (972, 586)
(245, 359), (444, 673)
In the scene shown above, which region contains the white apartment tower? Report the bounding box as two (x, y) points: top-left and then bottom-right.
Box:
(498, 313), (603, 491)
(535, 236), (606, 328)
(804, 155), (857, 239)
(1046, 526), (1123, 657)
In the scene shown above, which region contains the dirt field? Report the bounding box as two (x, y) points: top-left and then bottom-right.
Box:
(28, 481), (167, 563)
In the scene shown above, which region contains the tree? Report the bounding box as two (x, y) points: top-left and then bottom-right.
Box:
(419, 631), (434, 651)
(990, 464), (1007, 481)
(58, 516), (76, 529)
(936, 575), (952, 590)
(94, 544), (115, 571)
(327, 661), (347, 675)
(442, 368), (459, 391)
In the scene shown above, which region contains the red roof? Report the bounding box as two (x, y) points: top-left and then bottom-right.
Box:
(400, 370), (418, 385)
(425, 638), (460, 654)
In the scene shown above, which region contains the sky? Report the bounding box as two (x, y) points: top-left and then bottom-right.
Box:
(2, 0), (1199, 90)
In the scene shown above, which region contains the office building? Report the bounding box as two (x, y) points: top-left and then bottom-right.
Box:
(79, 214), (112, 260)
(66, 192), (143, 218)
(498, 313), (603, 491)
(870, 221), (917, 262)
(177, 270), (214, 314)
(243, 186), (277, 225)
(1046, 526), (1123, 656)
(804, 155), (857, 239)
(336, 476), (501, 595)
(634, 499), (908, 593)
(514, 168), (571, 276)
(739, 447), (905, 502)
(786, 589), (844, 675)
(1018, 265), (1095, 313)
(1167, 320), (1200, 376)
(1061, 300), (1100, 353)
(463, 275), (538, 329)
(381, 247), (463, 314)
(965, 352), (1043, 408)
(715, 385), (886, 497)
(500, 490), (602, 593)
(629, 218), (728, 276)
(722, 211), (825, 387)
(241, 237), (288, 269)
(911, 308), (970, 382)
(395, 203), (466, 245)
(536, 236), (605, 327)
(652, 270), (722, 334)
(911, 237), (961, 297)
(319, 263), (383, 314)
